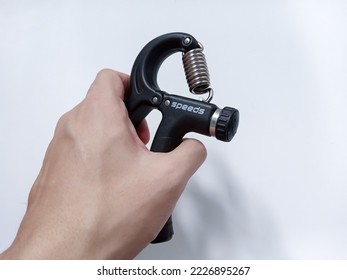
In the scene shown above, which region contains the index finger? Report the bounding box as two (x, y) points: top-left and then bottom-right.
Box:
(87, 69), (130, 101)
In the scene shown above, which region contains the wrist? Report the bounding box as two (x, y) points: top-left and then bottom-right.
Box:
(0, 216), (88, 259)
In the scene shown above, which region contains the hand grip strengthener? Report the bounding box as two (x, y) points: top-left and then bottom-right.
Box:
(125, 32), (239, 243)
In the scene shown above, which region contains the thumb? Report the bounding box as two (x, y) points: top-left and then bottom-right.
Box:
(166, 138), (207, 187)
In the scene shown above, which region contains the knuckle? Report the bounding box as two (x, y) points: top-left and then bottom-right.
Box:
(95, 68), (117, 81)
(27, 185), (37, 206)
(55, 112), (70, 132)
(54, 111), (77, 139)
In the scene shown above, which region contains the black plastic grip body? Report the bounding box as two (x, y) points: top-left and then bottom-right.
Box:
(124, 32), (239, 243)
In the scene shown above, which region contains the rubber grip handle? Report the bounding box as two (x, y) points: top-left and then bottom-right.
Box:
(150, 136), (181, 244)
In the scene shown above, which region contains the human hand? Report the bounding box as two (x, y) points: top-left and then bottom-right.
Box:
(0, 69), (206, 259)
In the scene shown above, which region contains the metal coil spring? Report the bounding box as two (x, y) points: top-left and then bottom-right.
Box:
(182, 44), (214, 102)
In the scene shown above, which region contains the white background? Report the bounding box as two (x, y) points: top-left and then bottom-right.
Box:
(0, 0), (346, 259)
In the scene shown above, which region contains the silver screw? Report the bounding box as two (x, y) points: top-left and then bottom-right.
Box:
(184, 37), (191, 45)
(164, 100), (171, 106)
(152, 97), (158, 103)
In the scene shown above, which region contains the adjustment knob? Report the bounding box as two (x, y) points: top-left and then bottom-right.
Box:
(215, 107), (239, 142)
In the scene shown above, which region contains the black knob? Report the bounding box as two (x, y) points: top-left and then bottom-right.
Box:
(215, 107), (239, 142)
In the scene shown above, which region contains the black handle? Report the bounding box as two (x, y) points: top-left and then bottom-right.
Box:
(151, 216), (174, 244)
(124, 33), (239, 245)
